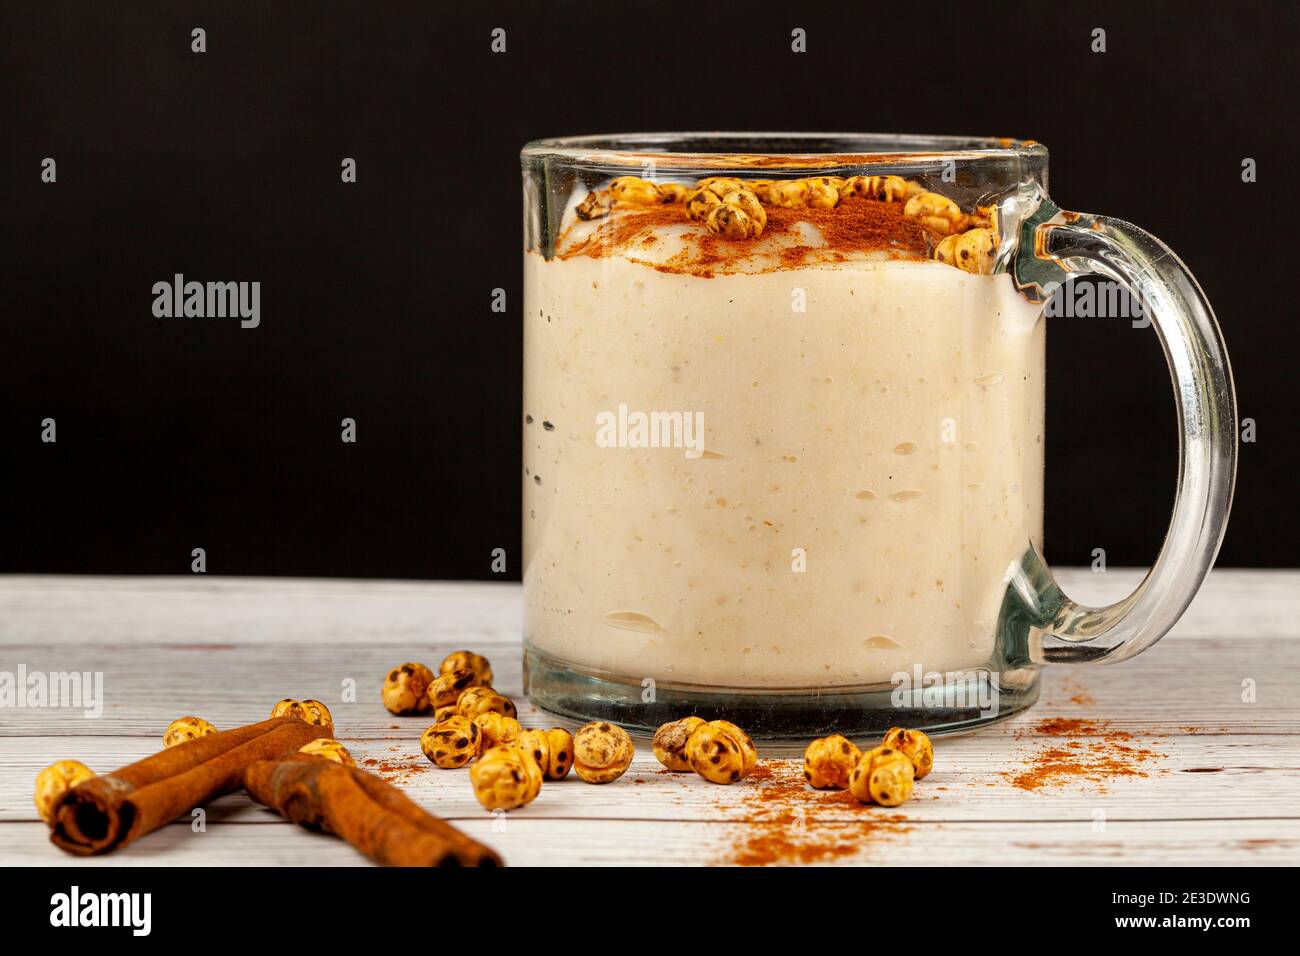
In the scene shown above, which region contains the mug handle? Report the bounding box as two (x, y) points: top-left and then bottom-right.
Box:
(1008, 196), (1237, 665)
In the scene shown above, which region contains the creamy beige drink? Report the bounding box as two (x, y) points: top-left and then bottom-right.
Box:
(524, 175), (1044, 689)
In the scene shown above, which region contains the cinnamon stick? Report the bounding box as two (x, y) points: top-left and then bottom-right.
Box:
(244, 753), (502, 866)
(50, 716), (326, 855)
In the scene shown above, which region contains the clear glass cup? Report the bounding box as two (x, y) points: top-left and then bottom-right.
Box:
(520, 133), (1236, 738)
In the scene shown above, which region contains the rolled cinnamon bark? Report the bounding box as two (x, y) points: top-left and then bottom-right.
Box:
(50, 716), (326, 855)
(244, 754), (503, 866)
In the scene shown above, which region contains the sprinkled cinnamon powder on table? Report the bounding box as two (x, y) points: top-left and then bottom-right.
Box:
(1003, 717), (1164, 791)
(718, 759), (911, 866)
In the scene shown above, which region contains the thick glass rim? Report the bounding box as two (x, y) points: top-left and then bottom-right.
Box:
(521, 131), (1047, 170)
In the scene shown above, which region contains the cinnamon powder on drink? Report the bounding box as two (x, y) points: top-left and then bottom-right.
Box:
(558, 195), (930, 278)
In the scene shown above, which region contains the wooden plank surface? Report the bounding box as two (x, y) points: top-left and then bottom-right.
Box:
(1, 570), (1298, 866)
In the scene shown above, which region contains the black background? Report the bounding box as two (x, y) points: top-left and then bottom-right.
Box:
(1, 0), (1295, 578)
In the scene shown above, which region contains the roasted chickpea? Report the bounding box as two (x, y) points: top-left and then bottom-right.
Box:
(298, 737), (356, 767)
(848, 745), (915, 806)
(456, 685), (517, 720)
(572, 721), (635, 784)
(802, 176), (840, 209)
(544, 728), (574, 780)
(470, 746), (543, 811)
(686, 720), (756, 784)
(868, 175), (910, 202)
(421, 715), (482, 769)
(803, 734), (861, 790)
(162, 715), (217, 748)
(439, 650), (493, 686)
(839, 175), (873, 199)
(34, 760), (95, 824)
(475, 711), (522, 751)
(765, 179), (808, 207)
(271, 698), (305, 720)
(610, 175), (663, 205)
(657, 182), (692, 204)
(882, 726), (934, 780)
(653, 716), (706, 772)
(686, 187), (723, 222)
(381, 662), (435, 716)
(933, 232), (962, 267)
(428, 667), (483, 709)
(705, 202), (758, 240)
(903, 191), (963, 235)
(299, 699), (333, 728)
(433, 704), (459, 724)
(696, 176), (745, 197)
(721, 187), (766, 233)
(516, 728), (551, 776)
(575, 189), (612, 221)
(952, 227), (997, 275)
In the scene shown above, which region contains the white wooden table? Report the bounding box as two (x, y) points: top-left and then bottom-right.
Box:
(1, 571), (1297, 866)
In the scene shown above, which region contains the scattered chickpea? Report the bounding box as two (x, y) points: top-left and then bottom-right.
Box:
(543, 728), (574, 780)
(34, 760), (95, 824)
(652, 716), (705, 772)
(470, 745), (543, 811)
(270, 698), (333, 728)
(381, 663), (435, 716)
(882, 727), (934, 779)
(433, 704), (459, 724)
(421, 715), (482, 769)
(428, 667), (483, 709)
(162, 716), (218, 749)
(803, 734), (861, 790)
(572, 721), (635, 784)
(475, 711), (522, 751)
(457, 685), (517, 720)
(516, 728), (551, 776)
(849, 745), (915, 806)
(300, 699), (333, 727)
(271, 698), (303, 720)
(440, 650), (493, 687)
(686, 720), (757, 784)
(298, 738), (356, 767)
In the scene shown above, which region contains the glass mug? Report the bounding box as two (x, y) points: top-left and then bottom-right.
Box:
(520, 133), (1236, 737)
